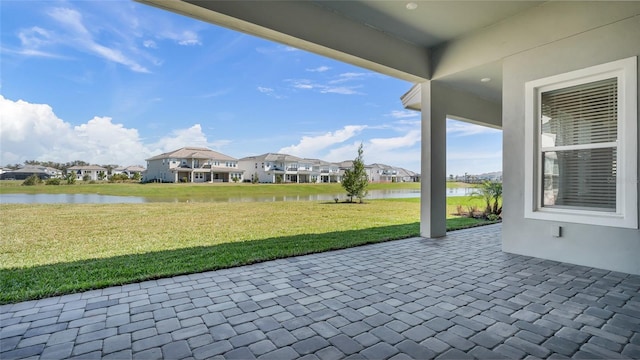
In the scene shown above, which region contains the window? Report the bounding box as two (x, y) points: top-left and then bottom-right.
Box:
(524, 57), (637, 228)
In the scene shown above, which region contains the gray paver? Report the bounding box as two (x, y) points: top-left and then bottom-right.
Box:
(2, 224), (639, 360)
(161, 339), (191, 359)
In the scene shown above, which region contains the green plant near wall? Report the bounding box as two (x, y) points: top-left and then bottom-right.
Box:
(471, 180), (503, 217)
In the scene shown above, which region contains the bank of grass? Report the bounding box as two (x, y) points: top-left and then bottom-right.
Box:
(0, 180), (420, 199)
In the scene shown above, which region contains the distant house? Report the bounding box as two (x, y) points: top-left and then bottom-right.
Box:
(368, 163), (398, 183)
(397, 168), (420, 183)
(0, 165), (61, 180)
(144, 147), (243, 183)
(113, 165), (146, 179)
(238, 153), (303, 183)
(68, 165), (108, 181)
(238, 153), (343, 183)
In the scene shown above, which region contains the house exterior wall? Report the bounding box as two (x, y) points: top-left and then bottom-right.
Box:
(146, 156), (241, 183)
(502, 15), (640, 274)
(145, 159), (172, 182)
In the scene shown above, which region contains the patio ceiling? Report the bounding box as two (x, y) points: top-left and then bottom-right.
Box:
(137, 0), (543, 103)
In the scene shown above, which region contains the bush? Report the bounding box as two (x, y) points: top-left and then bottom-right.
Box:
(487, 214), (500, 221)
(45, 178), (61, 185)
(22, 174), (42, 186)
(82, 174), (91, 182)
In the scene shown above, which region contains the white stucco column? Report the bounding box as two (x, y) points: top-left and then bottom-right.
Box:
(420, 81), (447, 238)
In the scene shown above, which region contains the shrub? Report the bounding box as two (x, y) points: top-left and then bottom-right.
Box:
(82, 174), (91, 182)
(65, 173), (76, 184)
(22, 174), (42, 186)
(467, 205), (480, 218)
(45, 178), (61, 185)
(487, 214), (500, 221)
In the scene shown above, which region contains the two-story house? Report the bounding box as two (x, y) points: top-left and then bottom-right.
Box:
(67, 165), (108, 181)
(144, 147), (243, 183)
(238, 153), (304, 183)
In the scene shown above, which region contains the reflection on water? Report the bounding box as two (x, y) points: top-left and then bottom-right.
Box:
(1, 187), (475, 204)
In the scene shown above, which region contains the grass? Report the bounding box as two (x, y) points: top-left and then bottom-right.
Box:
(0, 184), (498, 304)
(0, 180), (421, 199)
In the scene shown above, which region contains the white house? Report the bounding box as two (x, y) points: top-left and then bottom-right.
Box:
(67, 165), (108, 181)
(141, 1), (639, 275)
(144, 147), (243, 183)
(369, 163), (398, 183)
(238, 153), (344, 183)
(113, 165), (146, 179)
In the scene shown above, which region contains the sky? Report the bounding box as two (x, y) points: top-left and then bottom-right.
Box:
(0, 0), (502, 175)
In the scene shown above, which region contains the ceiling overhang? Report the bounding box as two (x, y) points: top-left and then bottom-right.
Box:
(136, 1), (640, 111)
(138, 0), (431, 82)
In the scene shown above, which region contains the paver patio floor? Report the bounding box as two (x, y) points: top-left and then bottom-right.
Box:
(1, 224), (639, 359)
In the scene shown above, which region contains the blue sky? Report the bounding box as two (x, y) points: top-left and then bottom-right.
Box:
(0, 0), (502, 175)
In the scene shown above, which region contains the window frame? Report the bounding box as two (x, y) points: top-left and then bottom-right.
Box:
(524, 56), (637, 229)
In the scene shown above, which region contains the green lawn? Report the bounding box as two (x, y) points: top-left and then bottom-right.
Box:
(0, 183), (497, 304)
(0, 180), (420, 199)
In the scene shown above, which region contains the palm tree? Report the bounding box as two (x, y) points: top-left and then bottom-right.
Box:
(471, 180), (502, 216)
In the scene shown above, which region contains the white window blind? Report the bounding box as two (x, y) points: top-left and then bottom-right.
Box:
(540, 77), (617, 211)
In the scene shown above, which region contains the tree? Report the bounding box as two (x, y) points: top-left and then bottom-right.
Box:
(341, 143), (368, 203)
(471, 180), (503, 216)
(65, 171), (76, 185)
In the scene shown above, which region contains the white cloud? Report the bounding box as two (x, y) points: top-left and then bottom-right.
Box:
(388, 110), (419, 119)
(256, 45), (299, 55)
(369, 129), (421, 151)
(149, 124), (210, 154)
(143, 40), (157, 48)
(18, 26), (53, 49)
(257, 87), (274, 94)
(276, 123), (424, 172)
(47, 7), (150, 73)
(307, 66), (330, 72)
(0, 95), (147, 165)
(0, 96), (228, 166)
(329, 72), (371, 84)
(257, 86), (286, 99)
(321, 86), (363, 95)
(279, 125), (367, 158)
(158, 30), (201, 46)
(447, 119), (501, 137)
(287, 79), (363, 95)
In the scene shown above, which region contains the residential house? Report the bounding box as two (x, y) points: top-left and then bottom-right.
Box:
(67, 165), (107, 181)
(0, 165), (61, 180)
(238, 153), (312, 183)
(141, 1), (639, 275)
(396, 168), (420, 183)
(314, 159), (341, 183)
(369, 163), (398, 183)
(113, 165), (146, 179)
(144, 147), (242, 183)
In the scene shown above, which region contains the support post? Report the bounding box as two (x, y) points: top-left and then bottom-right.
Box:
(420, 81), (447, 238)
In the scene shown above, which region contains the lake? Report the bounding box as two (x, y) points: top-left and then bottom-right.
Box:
(0, 187), (475, 204)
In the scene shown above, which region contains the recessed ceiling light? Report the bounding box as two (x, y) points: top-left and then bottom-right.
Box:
(481, 77), (491, 83)
(406, 2), (418, 10)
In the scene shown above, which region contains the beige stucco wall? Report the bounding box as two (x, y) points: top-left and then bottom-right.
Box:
(502, 15), (640, 274)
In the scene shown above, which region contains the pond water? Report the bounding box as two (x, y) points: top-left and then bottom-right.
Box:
(1, 187), (474, 204)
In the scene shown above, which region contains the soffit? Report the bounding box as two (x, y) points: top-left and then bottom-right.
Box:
(313, 1), (543, 48)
